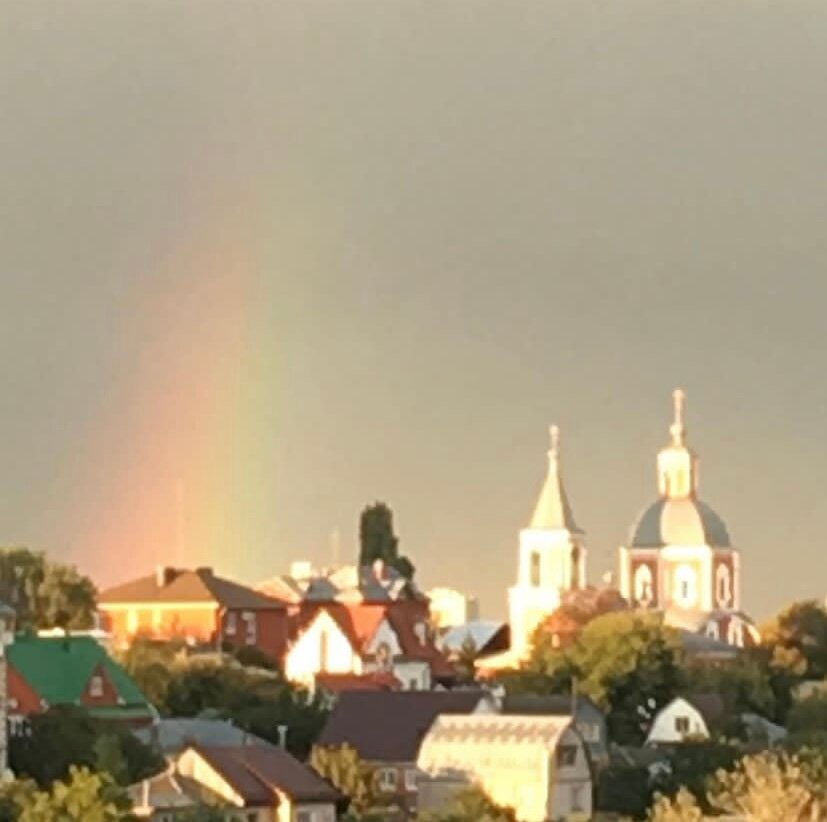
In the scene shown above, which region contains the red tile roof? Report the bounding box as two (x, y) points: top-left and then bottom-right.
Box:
(99, 568), (285, 610)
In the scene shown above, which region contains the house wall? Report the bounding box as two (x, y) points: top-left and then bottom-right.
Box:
(222, 609), (288, 662)
(280, 800), (335, 822)
(548, 727), (593, 820)
(391, 660), (430, 691)
(284, 611), (362, 685)
(175, 748), (245, 808)
(7, 665), (44, 716)
(418, 725), (591, 822)
(646, 698), (709, 744)
(100, 603), (220, 645)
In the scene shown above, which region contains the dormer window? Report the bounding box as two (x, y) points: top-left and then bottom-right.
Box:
(225, 612), (237, 636)
(89, 675), (104, 698)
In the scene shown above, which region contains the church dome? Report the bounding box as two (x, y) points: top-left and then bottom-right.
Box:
(630, 497), (731, 548)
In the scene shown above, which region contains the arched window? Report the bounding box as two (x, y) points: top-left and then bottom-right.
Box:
(673, 564), (698, 608)
(716, 564), (732, 607)
(530, 551), (542, 587)
(634, 564), (654, 607)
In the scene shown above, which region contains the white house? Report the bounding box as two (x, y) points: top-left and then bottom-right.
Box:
(417, 714), (593, 822)
(645, 694), (724, 745)
(284, 603), (451, 691)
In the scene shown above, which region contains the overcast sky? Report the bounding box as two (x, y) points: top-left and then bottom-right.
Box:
(2, 2), (827, 620)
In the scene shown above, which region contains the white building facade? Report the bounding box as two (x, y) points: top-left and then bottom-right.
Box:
(417, 714), (593, 822)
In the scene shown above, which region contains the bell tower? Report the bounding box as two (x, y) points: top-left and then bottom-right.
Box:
(508, 426), (586, 660)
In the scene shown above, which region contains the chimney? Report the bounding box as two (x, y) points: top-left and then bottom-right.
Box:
(277, 725), (287, 749)
(155, 566), (177, 588)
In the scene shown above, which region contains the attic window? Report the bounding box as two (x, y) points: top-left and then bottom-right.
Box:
(89, 675), (104, 698)
(675, 716), (690, 734)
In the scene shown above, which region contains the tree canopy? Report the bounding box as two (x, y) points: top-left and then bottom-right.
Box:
(415, 786), (517, 822)
(310, 744), (376, 814)
(0, 547), (96, 630)
(358, 502), (415, 580)
(9, 705), (162, 789)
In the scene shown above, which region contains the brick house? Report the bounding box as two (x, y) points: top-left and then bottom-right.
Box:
(98, 566), (288, 662)
(315, 690), (496, 814)
(7, 634), (155, 730)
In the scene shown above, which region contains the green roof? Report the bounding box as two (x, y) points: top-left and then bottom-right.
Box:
(8, 635), (152, 714)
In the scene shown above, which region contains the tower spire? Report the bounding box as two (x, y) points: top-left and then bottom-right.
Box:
(530, 424), (581, 532)
(670, 388), (686, 446)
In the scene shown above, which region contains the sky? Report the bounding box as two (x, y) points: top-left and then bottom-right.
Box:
(2, 1), (827, 621)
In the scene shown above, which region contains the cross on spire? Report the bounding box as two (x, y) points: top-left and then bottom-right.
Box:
(670, 388), (686, 446)
(549, 424), (560, 457)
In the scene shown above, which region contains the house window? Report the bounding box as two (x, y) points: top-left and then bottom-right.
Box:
(89, 675), (104, 698)
(409, 678), (418, 691)
(557, 745), (577, 767)
(242, 611), (256, 645)
(529, 552), (542, 587)
(225, 612), (237, 636)
(127, 609), (138, 634)
(405, 769), (419, 792)
(414, 621), (427, 645)
(675, 716), (690, 734)
(570, 784), (584, 812)
(378, 768), (397, 792)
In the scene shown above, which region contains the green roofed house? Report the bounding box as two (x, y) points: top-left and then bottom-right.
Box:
(6, 635), (156, 733)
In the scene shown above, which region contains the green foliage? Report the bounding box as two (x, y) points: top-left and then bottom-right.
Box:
(707, 750), (826, 821)
(786, 694), (827, 735)
(0, 547), (96, 630)
(416, 785), (517, 822)
(683, 655), (777, 722)
(651, 739), (740, 810)
(762, 601), (827, 681)
(358, 502), (415, 580)
(310, 744), (376, 813)
(596, 765), (652, 819)
(513, 611), (685, 745)
(233, 644), (277, 670)
(118, 637), (183, 709)
(9, 705), (162, 788)
(124, 650), (328, 758)
(0, 767), (131, 821)
(646, 787), (703, 822)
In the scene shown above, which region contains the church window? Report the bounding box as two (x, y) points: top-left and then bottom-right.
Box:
(673, 564), (697, 608)
(716, 564), (732, 607)
(530, 552), (542, 587)
(634, 565), (654, 606)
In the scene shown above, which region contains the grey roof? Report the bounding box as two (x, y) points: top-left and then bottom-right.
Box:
(135, 719), (269, 755)
(501, 694), (603, 717)
(440, 621), (507, 654)
(317, 690), (491, 762)
(630, 497), (731, 548)
(677, 629), (739, 659)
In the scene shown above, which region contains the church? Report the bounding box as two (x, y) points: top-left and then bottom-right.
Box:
(480, 389), (757, 672)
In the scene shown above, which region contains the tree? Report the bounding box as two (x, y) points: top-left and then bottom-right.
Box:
(358, 503), (415, 580)
(647, 787), (704, 822)
(0, 547), (96, 630)
(9, 705), (162, 788)
(708, 750), (826, 821)
(16, 767), (131, 822)
(416, 786), (517, 822)
(118, 637), (182, 710)
(310, 744), (376, 813)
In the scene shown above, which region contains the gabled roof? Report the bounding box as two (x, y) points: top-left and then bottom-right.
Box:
(190, 744), (341, 805)
(99, 568), (285, 610)
(8, 635), (152, 715)
(682, 693), (726, 726)
(440, 621), (508, 655)
(501, 694), (603, 718)
(317, 690), (491, 762)
(420, 714), (572, 754)
(135, 719), (269, 755)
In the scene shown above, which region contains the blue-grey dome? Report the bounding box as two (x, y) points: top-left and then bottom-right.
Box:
(630, 497), (731, 548)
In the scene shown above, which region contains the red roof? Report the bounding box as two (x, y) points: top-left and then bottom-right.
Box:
(314, 672), (402, 694)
